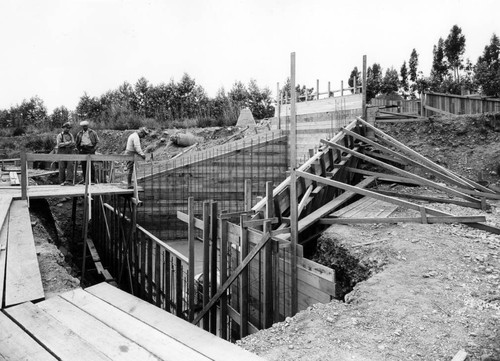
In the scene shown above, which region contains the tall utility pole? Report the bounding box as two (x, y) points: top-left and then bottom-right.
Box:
(289, 52), (298, 314)
(362, 55), (367, 120)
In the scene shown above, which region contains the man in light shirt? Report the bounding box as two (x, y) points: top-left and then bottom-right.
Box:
(76, 120), (99, 184)
(124, 127), (148, 188)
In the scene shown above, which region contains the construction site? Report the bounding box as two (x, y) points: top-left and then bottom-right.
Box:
(1, 55), (500, 361)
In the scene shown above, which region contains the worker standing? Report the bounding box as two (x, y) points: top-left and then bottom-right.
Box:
(124, 127), (148, 189)
(75, 120), (99, 184)
(56, 122), (75, 186)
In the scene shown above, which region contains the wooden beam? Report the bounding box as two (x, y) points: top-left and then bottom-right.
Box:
(297, 171), (450, 217)
(300, 170), (500, 235)
(357, 117), (493, 193)
(343, 128), (477, 190)
(423, 104), (453, 116)
(373, 189), (482, 209)
(321, 139), (481, 204)
(187, 197), (195, 321)
(26, 153), (135, 162)
(319, 215), (486, 225)
(375, 117), (429, 123)
(290, 52), (298, 315)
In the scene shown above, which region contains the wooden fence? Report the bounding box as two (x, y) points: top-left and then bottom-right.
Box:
(370, 92), (500, 117)
(369, 98), (421, 115)
(423, 92), (500, 116)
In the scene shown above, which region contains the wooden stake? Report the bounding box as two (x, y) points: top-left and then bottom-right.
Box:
(362, 55), (367, 120)
(202, 202), (210, 331)
(290, 52), (298, 315)
(239, 214), (249, 338)
(188, 197), (195, 321)
(210, 202), (218, 335)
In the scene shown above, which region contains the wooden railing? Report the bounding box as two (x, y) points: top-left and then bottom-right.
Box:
(20, 152), (137, 199)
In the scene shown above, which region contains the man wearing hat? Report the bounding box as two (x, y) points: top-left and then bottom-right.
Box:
(56, 122), (75, 186)
(75, 120), (99, 184)
(124, 127), (148, 189)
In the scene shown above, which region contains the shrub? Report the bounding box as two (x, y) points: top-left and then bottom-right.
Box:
(25, 134), (56, 152)
(12, 127), (26, 136)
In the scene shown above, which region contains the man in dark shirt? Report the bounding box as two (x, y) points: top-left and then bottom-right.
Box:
(56, 122), (75, 185)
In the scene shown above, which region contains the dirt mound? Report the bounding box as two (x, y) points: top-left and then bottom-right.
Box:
(378, 114), (500, 187)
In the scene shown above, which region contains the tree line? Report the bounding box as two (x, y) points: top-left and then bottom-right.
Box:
(0, 75), (275, 134)
(359, 25), (500, 102)
(2, 24), (499, 135)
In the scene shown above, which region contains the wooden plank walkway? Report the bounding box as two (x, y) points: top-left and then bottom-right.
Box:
(331, 196), (398, 219)
(4, 200), (45, 307)
(1, 283), (265, 361)
(0, 183), (135, 200)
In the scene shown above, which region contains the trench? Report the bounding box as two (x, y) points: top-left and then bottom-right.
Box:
(311, 235), (372, 301)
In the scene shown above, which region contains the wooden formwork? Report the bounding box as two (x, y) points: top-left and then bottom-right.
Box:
(136, 131), (288, 241)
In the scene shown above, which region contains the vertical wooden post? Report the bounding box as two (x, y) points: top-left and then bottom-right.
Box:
(140, 232), (146, 299)
(71, 197), (77, 245)
(316, 79), (320, 100)
(328, 81), (331, 97)
(263, 182), (274, 328)
(289, 52), (299, 315)
(220, 215), (228, 340)
(21, 152), (27, 200)
(188, 197), (195, 322)
(175, 258), (183, 317)
(164, 250), (171, 311)
(202, 201), (210, 331)
(239, 214), (249, 338)
(420, 92), (425, 117)
(341, 80), (344, 96)
(155, 243), (161, 307)
(362, 55), (367, 120)
(277, 82), (281, 130)
(244, 179), (252, 212)
(210, 202), (218, 335)
(80, 167), (91, 284)
(353, 76), (357, 94)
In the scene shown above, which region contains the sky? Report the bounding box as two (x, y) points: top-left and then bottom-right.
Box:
(1, 0), (499, 112)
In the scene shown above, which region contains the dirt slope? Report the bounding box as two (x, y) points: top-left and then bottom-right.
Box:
(238, 115), (500, 361)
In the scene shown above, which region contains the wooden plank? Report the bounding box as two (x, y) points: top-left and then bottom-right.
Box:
(5, 201), (44, 306)
(332, 197), (375, 218)
(373, 189), (483, 209)
(86, 283), (265, 360)
(0, 311), (57, 361)
(26, 153), (134, 162)
(60, 288), (210, 361)
(4, 302), (110, 360)
(0, 196), (12, 307)
(319, 215), (487, 224)
(295, 176), (377, 235)
(9, 172), (19, 186)
(37, 296), (160, 361)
